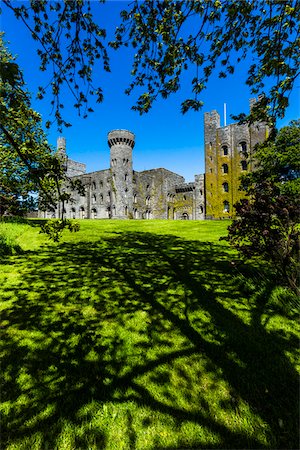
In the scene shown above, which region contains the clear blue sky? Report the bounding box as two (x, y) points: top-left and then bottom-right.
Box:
(2, 1), (299, 182)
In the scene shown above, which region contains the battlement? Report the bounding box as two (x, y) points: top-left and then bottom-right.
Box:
(108, 129), (135, 149)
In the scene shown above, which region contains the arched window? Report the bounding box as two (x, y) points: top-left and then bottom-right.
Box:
(124, 173), (128, 181)
(133, 193), (137, 204)
(92, 181), (96, 190)
(100, 194), (103, 204)
(124, 206), (128, 215)
(146, 196), (151, 206)
(222, 145), (228, 156)
(200, 205), (204, 213)
(222, 164), (228, 174)
(100, 180), (103, 188)
(92, 194), (96, 204)
(240, 141), (248, 156)
(106, 191), (111, 202)
(223, 201), (230, 213)
(241, 160), (247, 171)
(223, 182), (229, 192)
(91, 208), (97, 219)
(79, 207), (85, 219)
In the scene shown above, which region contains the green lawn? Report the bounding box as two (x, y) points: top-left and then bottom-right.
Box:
(1, 220), (299, 449)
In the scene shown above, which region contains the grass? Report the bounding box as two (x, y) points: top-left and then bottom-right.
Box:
(0, 219), (299, 449)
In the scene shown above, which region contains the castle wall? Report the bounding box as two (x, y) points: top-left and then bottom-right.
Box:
(204, 101), (269, 219)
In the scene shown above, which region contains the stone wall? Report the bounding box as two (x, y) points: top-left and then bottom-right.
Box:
(204, 100), (269, 219)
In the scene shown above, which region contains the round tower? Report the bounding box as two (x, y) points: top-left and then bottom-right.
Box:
(57, 137), (66, 155)
(107, 129), (135, 219)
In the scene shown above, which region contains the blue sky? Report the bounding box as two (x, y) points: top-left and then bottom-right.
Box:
(2, 1), (299, 182)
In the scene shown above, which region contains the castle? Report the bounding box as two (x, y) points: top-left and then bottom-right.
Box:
(40, 100), (269, 220)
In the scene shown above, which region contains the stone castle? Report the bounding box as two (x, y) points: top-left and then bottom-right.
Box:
(40, 99), (269, 220)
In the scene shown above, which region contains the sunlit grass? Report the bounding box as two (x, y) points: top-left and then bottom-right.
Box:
(1, 220), (299, 449)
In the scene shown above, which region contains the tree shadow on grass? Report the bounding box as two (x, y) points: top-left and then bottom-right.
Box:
(0, 232), (299, 449)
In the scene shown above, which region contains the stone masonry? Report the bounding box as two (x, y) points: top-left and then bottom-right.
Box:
(39, 98), (268, 220)
(40, 129), (205, 220)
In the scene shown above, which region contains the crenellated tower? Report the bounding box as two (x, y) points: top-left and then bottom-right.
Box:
(108, 129), (135, 219)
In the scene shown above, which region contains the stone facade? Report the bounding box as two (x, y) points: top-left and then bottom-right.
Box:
(39, 98), (268, 221)
(204, 98), (269, 219)
(40, 129), (205, 220)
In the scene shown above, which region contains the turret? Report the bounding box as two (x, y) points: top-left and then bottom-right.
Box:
(107, 129), (135, 219)
(57, 137), (66, 156)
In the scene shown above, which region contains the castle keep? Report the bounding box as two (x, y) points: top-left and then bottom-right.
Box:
(40, 99), (268, 220)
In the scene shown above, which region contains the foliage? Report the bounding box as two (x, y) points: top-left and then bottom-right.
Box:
(1, 1), (299, 125)
(1, 0), (109, 129)
(0, 36), (82, 239)
(1, 220), (299, 449)
(225, 121), (300, 294)
(112, 0), (299, 123)
(40, 218), (80, 242)
(0, 34), (64, 216)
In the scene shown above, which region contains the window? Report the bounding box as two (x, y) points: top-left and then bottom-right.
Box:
(71, 207), (76, 219)
(241, 160), (247, 171)
(100, 181), (103, 188)
(79, 207), (85, 219)
(91, 208), (97, 219)
(124, 173), (128, 181)
(200, 205), (204, 213)
(222, 145), (228, 156)
(223, 201), (230, 213)
(240, 141), (248, 157)
(146, 196), (151, 206)
(133, 193), (137, 203)
(92, 181), (96, 190)
(100, 194), (103, 204)
(92, 194), (96, 204)
(223, 182), (229, 192)
(222, 164), (228, 174)
(124, 206), (128, 215)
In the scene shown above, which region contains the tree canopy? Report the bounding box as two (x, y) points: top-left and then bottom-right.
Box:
(225, 120), (300, 294)
(0, 33), (64, 216)
(1, 0), (299, 126)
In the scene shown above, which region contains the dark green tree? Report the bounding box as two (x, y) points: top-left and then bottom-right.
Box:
(0, 35), (82, 239)
(225, 121), (300, 294)
(0, 34), (64, 216)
